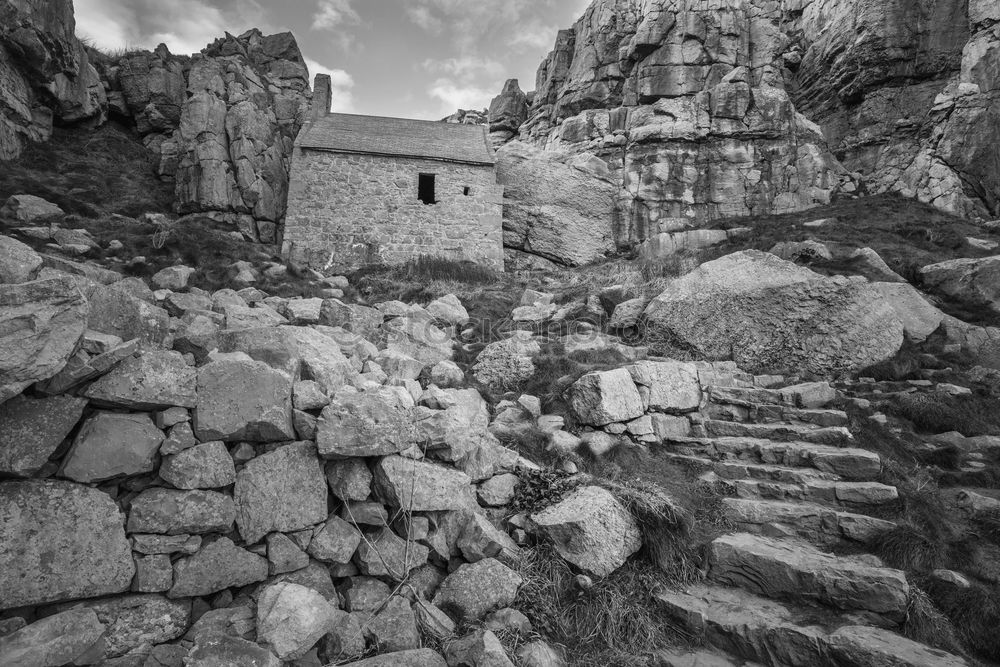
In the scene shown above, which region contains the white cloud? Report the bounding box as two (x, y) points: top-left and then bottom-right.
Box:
(422, 56), (504, 80)
(511, 23), (559, 50)
(74, 0), (266, 55)
(311, 0), (360, 31)
(304, 57), (357, 113)
(428, 78), (494, 117)
(405, 6), (443, 33)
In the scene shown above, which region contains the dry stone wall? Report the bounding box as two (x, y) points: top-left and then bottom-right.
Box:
(284, 151), (504, 271)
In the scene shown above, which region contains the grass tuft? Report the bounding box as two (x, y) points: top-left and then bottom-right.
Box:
(885, 391), (1000, 437)
(871, 524), (946, 573)
(903, 586), (967, 656)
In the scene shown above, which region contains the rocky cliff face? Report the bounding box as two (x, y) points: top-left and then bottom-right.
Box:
(0, 0), (106, 159)
(496, 0), (1000, 266)
(101, 30), (311, 243)
(0, 0), (311, 244)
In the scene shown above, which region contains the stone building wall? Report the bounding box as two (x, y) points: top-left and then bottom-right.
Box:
(283, 149), (504, 271)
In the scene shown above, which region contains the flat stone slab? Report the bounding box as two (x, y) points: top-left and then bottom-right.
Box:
(0, 608), (104, 667)
(708, 533), (909, 619)
(0, 394), (87, 477)
(372, 456), (475, 511)
(61, 411), (164, 483)
(194, 358), (294, 442)
(127, 488), (236, 535)
(83, 349), (196, 410)
(0, 480), (134, 609)
(169, 537), (268, 598)
(234, 442), (328, 544)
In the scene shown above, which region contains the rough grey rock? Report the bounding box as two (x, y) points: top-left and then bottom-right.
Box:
(83, 349), (196, 410)
(364, 595), (421, 653)
(338, 649), (447, 667)
(61, 411), (164, 483)
(308, 515), (361, 565)
(169, 536), (268, 598)
(643, 251), (904, 374)
(356, 527), (430, 581)
(185, 634), (281, 667)
(627, 359), (701, 412)
(433, 558), (522, 623)
(0, 195), (65, 222)
(63, 594), (190, 658)
(87, 278), (169, 346)
(317, 389), (417, 458)
(325, 458), (373, 501)
(194, 357), (294, 442)
(151, 265), (195, 291)
(127, 488), (236, 535)
(489, 79), (529, 135)
(234, 441), (328, 544)
(0, 235), (43, 283)
(531, 486), (641, 577)
(708, 533), (909, 619)
(446, 629), (515, 667)
(0, 608), (104, 667)
(257, 582), (339, 660)
(0, 394), (86, 477)
(0, 480), (134, 609)
(266, 532), (310, 574)
(159, 440), (236, 489)
(0, 276), (88, 403)
(373, 455), (476, 511)
(567, 368), (645, 426)
(919, 255), (1000, 313)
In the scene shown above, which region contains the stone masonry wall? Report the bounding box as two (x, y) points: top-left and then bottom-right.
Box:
(283, 149), (504, 271)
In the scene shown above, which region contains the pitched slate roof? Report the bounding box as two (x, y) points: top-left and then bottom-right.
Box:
(298, 113), (495, 166)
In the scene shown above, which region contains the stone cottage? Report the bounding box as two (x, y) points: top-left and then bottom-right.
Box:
(283, 75), (504, 271)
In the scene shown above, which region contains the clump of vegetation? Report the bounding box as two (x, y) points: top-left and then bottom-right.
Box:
(871, 524), (947, 572)
(884, 391), (1000, 437)
(510, 468), (582, 515)
(921, 577), (1000, 660)
(514, 542), (691, 667)
(902, 586), (967, 656)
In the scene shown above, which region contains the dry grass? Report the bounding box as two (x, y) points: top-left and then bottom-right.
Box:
(885, 391), (1000, 437)
(903, 586), (967, 657)
(871, 524), (947, 572)
(514, 542), (692, 666)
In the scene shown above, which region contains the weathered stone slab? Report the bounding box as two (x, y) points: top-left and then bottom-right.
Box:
(567, 369), (644, 426)
(0, 480), (134, 609)
(257, 582), (339, 660)
(0, 276), (88, 403)
(433, 558), (522, 623)
(63, 594), (190, 658)
(0, 394), (86, 477)
(194, 358), (294, 442)
(627, 360), (702, 412)
(159, 441), (236, 489)
(169, 537), (268, 598)
(127, 488), (236, 535)
(83, 349), (196, 410)
(0, 608), (104, 667)
(60, 411), (164, 483)
(372, 456), (475, 511)
(234, 442), (328, 544)
(317, 390), (417, 458)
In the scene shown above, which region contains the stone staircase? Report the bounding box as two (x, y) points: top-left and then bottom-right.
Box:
(655, 377), (972, 667)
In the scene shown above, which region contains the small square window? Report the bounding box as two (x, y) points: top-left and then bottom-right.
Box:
(418, 173), (436, 205)
(463, 186), (471, 196)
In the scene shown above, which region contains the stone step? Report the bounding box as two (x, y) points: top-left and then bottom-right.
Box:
(664, 453), (840, 485)
(707, 438), (881, 481)
(657, 584), (969, 667)
(728, 478), (898, 509)
(708, 533), (908, 620)
(706, 403), (848, 429)
(707, 383), (837, 409)
(700, 421), (852, 446)
(722, 498), (896, 547)
(667, 437), (882, 481)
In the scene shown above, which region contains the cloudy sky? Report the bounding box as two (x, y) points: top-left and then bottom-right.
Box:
(75, 0), (591, 119)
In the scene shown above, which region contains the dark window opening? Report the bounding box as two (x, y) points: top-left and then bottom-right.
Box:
(418, 173), (436, 205)
(463, 186), (471, 196)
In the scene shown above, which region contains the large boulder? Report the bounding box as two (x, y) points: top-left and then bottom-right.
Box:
(194, 357), (294, 442)
(489, 78), (529, 135)
(497, 141), (619, 266)
(87, 278), (169, 346)
(919, 256), (1000, 313)
(642, 251), (904, 375)
(233, 441), (328, 544)
(530, 486), (642, 577)
(433, 558), (522, 623)
(0, 276), (88, 403)
(0, 480), (134, 609)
